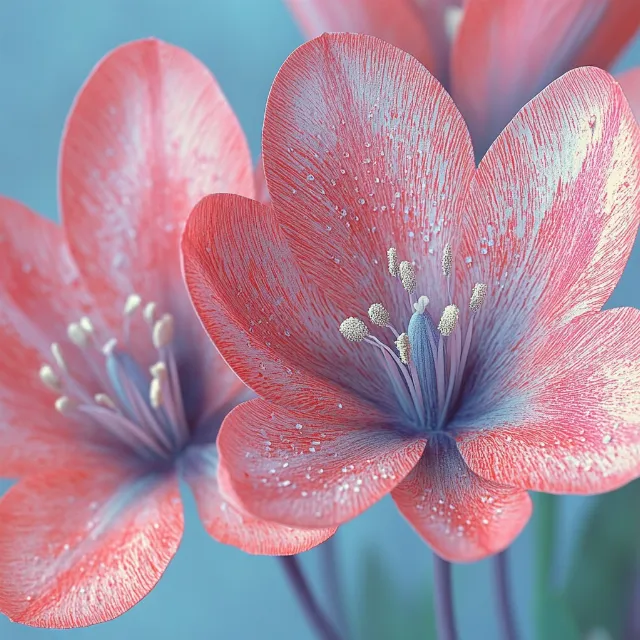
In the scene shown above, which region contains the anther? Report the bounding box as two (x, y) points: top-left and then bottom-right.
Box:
(150, 361), (167, 380)
(442, 243), (453, 277)
(152, 314), (175, 349)
(444, 6), (463, 41)
(438, 304), (459, 336)
(395, 333), (411, 364)
(67, 322), (88, 348)
(143, 302), (157, 325)
(51, 343), (67, 371)
(149, 377), (163, 409)
(387, 248), (399, 277)
(39, 365), (61, 392)
(469, 283), (488, 313)
(94, 393), (116, 409)
(55, 396), (74, 414)
(124, 293), (142, 315)
(79, 317), (94, 334)
(399, 261), (417, 294)
(368, 303), (390, 327)
(339, 317), (369, 342)
(413, 295), (430, 314)
(102, 338), (118, 356)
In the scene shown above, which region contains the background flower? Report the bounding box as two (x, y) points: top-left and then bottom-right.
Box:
(0, 37), (332, 629)
(286, 0), (640, 156)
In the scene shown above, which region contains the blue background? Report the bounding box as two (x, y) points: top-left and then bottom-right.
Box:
(0, 1), (638, 638)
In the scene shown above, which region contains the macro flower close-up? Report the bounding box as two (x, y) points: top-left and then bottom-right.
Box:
(3, 2), (640, 639)
(286, 0), (640, 155)
(183, 33), (640, 564)
(0, 37), (334, 629)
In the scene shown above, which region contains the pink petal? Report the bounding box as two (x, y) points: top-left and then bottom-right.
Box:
(0, 465), (183, 627)
(262, 33), (474, 324)
(392, 436), (531, 562)
(572, 0), (640, 70)
(60, 38), (254, 331)
(217, 398), (425, 528)
(254, 156), (270, 203)
(0, 198), (99, 476)
(451, 0), (638, 154)
(181, 444), (336, 554)
(457, 67), (640, 407)
(617, 67), (640, 123)
(456, 308), (640, 493)
(183, 193), (403, 419)
(284, 0), (439, 74)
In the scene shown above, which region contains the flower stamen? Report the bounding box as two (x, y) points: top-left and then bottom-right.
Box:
(438, 305), (459, 337)
(395, 333), (411, 364)
(399, 261), (417, 294)
(387, 247), (399, 277)
(368, 303), (390, 327)
(339, 247), (489, 433)
(37, 296), (190, 463)
(339, 317), (369, 342)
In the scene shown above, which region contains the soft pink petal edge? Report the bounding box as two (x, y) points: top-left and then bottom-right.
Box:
(0, 465), (183, 627)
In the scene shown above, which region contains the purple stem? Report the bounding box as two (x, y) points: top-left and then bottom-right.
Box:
(279, 555), (343, 640)
(624, 562), (640, 640)
(433, 553), (459, 640)
(319, 535), (349, 635)
(494, 550), (519, 640)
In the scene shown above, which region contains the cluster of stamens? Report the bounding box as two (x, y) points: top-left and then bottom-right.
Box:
(340, 245), (487, 431)
(38, 294), (189, 460)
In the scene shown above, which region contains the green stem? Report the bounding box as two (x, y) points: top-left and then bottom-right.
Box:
(534, 492), (558, 638)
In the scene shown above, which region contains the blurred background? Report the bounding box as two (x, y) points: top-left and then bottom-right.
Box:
(0, 1), (639, 638)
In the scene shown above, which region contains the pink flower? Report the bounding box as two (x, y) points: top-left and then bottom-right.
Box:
(285, 0), (640, 155)
(0, 39), (333, 628)
(183, 34), (640, 564)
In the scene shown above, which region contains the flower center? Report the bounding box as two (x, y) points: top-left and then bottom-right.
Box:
(339, 245), (487, 432)
(38, 294), (190, 464)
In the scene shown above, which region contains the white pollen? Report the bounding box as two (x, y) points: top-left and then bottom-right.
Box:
(368, 303), (390, 327)
(442, 243), (453, 277)
(339, 317), (369, 342)
(444, 6), (463, 41)
(143, 302), (157, 324)
(67, 322), (88, 348)
(101, 338), (118, 356)
(94, 393), (116, 409)
(39, 365), (61, 391)
(79, 317), (94, 334)
(124, 293), (142, 315)
(153, 314), (175, 349)
(399, 261), (417, 293)
(470, 283), (488, 312)
(413, 295), (430, 314)
(149, 377), (163, 409)
(387, 247), (399, 277)
(150, 361), (167, 380)
(438, 304), (459, 336)
(50, 343), (67, 371)
(55, 396), (74, 414)
(395, 333), (411, 364)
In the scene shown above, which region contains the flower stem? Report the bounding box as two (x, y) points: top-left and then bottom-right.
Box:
(534, 492), (558, 640)
(279, 555), (342, 640)
(319, 535), (349, 635)
(494, 549), (519, 640)
(535, 492), (557, 597)
(433, 553), (459, 640)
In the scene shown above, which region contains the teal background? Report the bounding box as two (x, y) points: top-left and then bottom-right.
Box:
(0, 1), (638, 638)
